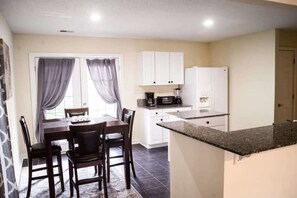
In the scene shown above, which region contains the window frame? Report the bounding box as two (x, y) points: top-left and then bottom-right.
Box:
(29, 53), (123, 143)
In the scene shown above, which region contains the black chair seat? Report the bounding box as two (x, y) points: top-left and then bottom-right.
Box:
(66, 151), (104, 163)
(31, 143), (61, 156)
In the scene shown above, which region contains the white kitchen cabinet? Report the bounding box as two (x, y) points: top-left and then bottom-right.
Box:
(138, 51), (156, 85)
(138, 51), (184, 86)
(140, 106), (191, 149)
(169, 52), (184, 84)
(186, 115), (228, 132)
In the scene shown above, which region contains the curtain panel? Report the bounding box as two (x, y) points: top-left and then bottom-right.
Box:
(86, 59), (122, 118)
(35, 58), (75, 142)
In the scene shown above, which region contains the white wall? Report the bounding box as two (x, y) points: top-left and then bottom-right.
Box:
(209, 30), (276, 130)
(0, 12), (21, 183)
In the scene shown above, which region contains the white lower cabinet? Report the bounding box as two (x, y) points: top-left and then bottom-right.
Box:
(140, 107), (191, 149)
(186, 115), (228, 132)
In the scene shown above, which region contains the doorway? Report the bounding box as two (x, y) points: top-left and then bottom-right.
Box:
(275, 48), (296, 123)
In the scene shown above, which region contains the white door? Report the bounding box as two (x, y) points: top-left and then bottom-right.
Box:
(149, 116), (163, 144)
(155, 52), (170, 85)
(139, 51), (155, 85)
(170, 52), (184, 84)
(275, 49), (295, 123)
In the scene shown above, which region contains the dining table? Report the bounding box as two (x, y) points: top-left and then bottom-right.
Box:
(43, 115), (130, 198)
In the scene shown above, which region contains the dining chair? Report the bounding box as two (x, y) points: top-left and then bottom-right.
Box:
(64, 107), (89, 118)
(19, 116), (64, 198)
(67, 122), (108, 198)
(105, 108), (136, 183)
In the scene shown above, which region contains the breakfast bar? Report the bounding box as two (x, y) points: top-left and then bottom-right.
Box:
(157, 121), (297, 198)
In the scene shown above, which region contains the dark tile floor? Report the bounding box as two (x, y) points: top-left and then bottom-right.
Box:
(110, 144), (170, 198)
(22, 144), (170, 198)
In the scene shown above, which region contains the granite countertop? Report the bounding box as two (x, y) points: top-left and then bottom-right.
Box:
(157, 121), (297, 156)
(168, 110), (229, 119)
(139, 104), (192, 110)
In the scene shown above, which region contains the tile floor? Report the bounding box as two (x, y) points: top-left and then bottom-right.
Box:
(22, 144), (170, 198)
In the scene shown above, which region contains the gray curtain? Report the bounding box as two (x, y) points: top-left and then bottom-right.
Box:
(86, 59), (122, 118)
(35, 58), (75, 142)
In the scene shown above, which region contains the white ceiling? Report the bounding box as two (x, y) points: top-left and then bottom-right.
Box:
(0, 0), (297, 42)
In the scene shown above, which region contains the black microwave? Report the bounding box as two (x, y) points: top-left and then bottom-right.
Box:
(156, 96), (176, 105)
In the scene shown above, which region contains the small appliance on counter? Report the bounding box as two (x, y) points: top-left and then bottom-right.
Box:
(174, 88), (182, 104)
(156, 96), (176, 105)
(145, 92), (155, 107)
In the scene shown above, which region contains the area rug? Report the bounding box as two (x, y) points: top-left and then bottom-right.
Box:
(18, 164), (142, 198)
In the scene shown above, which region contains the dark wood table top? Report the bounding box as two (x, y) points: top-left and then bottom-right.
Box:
(43, 115), (128, 139)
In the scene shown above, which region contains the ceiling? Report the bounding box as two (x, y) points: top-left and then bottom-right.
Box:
(0, 0), (297, 42)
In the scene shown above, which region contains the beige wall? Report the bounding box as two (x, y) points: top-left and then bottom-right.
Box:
(13, 34), (209, 156)
(209, 30), (276, 130)
(0, 12), (21, 182)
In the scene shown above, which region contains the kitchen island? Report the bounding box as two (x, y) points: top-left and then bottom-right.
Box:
(157, 121), (297, 198)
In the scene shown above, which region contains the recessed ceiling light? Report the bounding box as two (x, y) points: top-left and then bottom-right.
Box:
(90, 13), (101, 22)
(202, 19), (214, 28)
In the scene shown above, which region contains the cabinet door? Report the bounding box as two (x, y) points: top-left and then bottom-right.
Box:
(139, 51), (155, 85)
(162, 115), (170, 142)
(149, 116), (163, 144)
(170, 52), (184, 84)
(155, 52), (170, 85)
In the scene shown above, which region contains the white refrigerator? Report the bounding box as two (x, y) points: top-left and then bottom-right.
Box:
(182, 66), (228, 113)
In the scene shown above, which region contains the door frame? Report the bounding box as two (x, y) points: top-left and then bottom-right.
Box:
(29, 53), (123, 142)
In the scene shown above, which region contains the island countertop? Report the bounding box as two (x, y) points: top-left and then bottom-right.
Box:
(157, 121), (297, 156)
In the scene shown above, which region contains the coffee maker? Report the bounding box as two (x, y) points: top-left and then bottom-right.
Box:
(174, 88), (182, 104)
(145, 92), (155, 107)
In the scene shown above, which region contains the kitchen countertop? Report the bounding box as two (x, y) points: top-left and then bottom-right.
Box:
(157, 121), (297, 156)
(168, 109), (229, 119)
(139, 104), (192, 110)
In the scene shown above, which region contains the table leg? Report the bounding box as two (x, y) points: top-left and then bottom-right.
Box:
(123, 126), (131, 189)
(45, 138), (55, 197)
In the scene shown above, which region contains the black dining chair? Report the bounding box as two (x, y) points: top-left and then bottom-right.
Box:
(67, 122), (108, 198)
(64, 107), (89, 118)
(19, 116), (64, 198)
(105, 108), (136, 182)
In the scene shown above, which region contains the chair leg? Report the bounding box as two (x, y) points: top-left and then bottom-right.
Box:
(106, 145), (110, 183)
(68, 160), (74, 197)
(129, 144), (136, 178)
(74, 165), (80, 198)
(103, 163), (108, 198)
(26, 158), (33, 198)
(57, 153), (65, 192)
(98, 164), (102, 190)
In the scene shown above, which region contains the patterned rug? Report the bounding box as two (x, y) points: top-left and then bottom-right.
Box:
(18, 164), (142, 198)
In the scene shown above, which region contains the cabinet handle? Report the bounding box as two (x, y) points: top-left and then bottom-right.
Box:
(155, 112), (158, 115)
(171, 81), (173, 83)
(161, 119), (163, 121)
(206, 121), (210, 124)
(168, 81), (170, 83)
(153, 81), (156, 84)
(177, 110), (179, 112)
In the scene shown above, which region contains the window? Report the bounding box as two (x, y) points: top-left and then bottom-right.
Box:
(38, 57), (120, 119)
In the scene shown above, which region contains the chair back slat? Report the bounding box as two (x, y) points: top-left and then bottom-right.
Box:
(19, 116), (32, 153)
(121, 108), (136, 140)
(69, 122), (106, 155)
(64, 107), (89, 118)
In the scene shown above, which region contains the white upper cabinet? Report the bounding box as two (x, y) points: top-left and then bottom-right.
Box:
(139, 51), (184, 85)
(170, 52), (184, 84)
(138, 51), (156, 85)
(155, 52), (170, 85)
